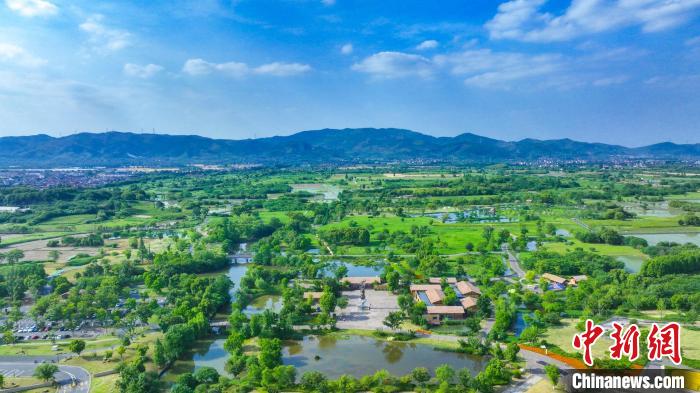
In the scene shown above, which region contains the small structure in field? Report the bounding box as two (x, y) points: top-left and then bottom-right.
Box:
(341, 276), (381, 290)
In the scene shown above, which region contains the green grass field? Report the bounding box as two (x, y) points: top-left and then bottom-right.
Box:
(540, 239), (647, 257)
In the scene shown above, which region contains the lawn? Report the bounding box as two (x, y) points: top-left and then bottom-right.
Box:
(540, 238), (647, 258)
(319, 214), (552, 255)
(0, 376), (45, 390)
(90, 373), (118, 393)
(0, 232), (72, 247)
(543, 319), (613, 359)
(525, 378), (558, 393)
(582, 216), (699, 234)
(0, 336), (121, 357)
(543, 318), (700, 361)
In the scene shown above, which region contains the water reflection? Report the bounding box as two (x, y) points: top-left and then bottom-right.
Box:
(192, 335), (486, 379)
(626, 233), (700, 246)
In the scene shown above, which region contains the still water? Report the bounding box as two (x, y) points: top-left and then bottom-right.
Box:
(627, 233), (700, 246)
(194, 335), (487, 378)
(616, 255), (646, 273)
(323, 260), (383, 277)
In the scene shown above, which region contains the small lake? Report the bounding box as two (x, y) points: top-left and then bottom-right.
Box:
(193, 335), (487, 378)
(291, 184), (341, 201)
(285, 335), (486, 378)
(513, 311), (531, 337)
(411, 210), (516, 224)
(627, 233), (700, 246)
(555, 229), (571, 237)
(622, 202), (681, 218)
(616, 255), (646, 273)
(324, 260), (383, 277)
(243, 295), (283, 315)
(227, 263), (249, 299)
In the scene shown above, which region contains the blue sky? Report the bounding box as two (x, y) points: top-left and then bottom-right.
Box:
(1, 0), (699, 146)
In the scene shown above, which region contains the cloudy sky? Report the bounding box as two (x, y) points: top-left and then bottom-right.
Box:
(1, 0), (699, 146)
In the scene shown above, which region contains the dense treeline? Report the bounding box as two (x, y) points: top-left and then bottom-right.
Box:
(319, 226), (370, 246)
(641, 251), (700, 277)
(520, 250), (624, 276)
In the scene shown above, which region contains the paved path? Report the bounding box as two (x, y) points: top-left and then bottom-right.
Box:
(0, 362), (90, 393)
(503, 374), (543, 393)
(571, 218), (590, 231)
(502, 244), (526, 278)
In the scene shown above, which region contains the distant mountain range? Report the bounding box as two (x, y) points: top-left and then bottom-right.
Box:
(0, 128), (698, 167)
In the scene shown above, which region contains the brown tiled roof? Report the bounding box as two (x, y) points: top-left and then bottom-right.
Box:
(426, 306), (465, 315)
(455, 281), (481, 296)
(460, 297), (478, 310)
(542, 273), (567, 284)
(429, 277), (457, 284)
(426, 288), (445, 304)
(410, 284), (442, 292)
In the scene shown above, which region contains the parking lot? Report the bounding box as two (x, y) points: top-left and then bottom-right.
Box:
(336, 289), (399, 330)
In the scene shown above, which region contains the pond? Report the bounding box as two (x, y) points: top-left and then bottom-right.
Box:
(193, 335), (487, 379)
(627, 233), (700, 247)
(513, 311), (531, 337)
(291, 184), (341, 201)
(616, 255), (646, 273)
(323, 260), (383, 277)
(555, 229), (571, 237)
(243, 295), (283, 315)
(411, 209), (517, 224)
(622, 202), (681, 218)
(227, 263), (249, 299)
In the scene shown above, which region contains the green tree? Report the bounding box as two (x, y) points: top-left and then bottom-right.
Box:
(5, 249), (24, 264)
(319, 286), (337, 315)
(193, 367), (219, 385)
(300, 371), (328, 392)
(153, 339), (167, 368)
(69, 339), (86, 357)
(457, 368), (472, 390)
(383, 311), (404, 332)
(33, 363), (59, 382)
(436, 364), (455, 384)
(116, 356), (161, 393)
(258, 338), (283, 369)
(116, 345), (126, 361)
(411, 367), (431, 387)
(544, 364), (559, 387)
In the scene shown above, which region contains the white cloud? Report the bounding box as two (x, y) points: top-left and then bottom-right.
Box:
(5, 0), (57, 17)
(686, 36), (700, 46)
(486, 0), (700, 42)
(645, 74), (700, 87)
(341, 43), (353, 55)
(123, 63), (164, 79)
(351, 51), (433, 79)
(592, 75), (629, 87)
(416, 40), (439, 50)
(80, 15), (132, 53)
(434, 48), (563, 88)
(183, 58), (311, 77)
(0, 42), (46, 67)
(183, 58), (249, 77)
(253, 62), (311, 76)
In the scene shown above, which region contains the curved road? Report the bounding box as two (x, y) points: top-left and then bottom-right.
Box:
(0, 361), (90, 393)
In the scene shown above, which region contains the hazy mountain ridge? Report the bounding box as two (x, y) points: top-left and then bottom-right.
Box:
(0, 128), (698, 167)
